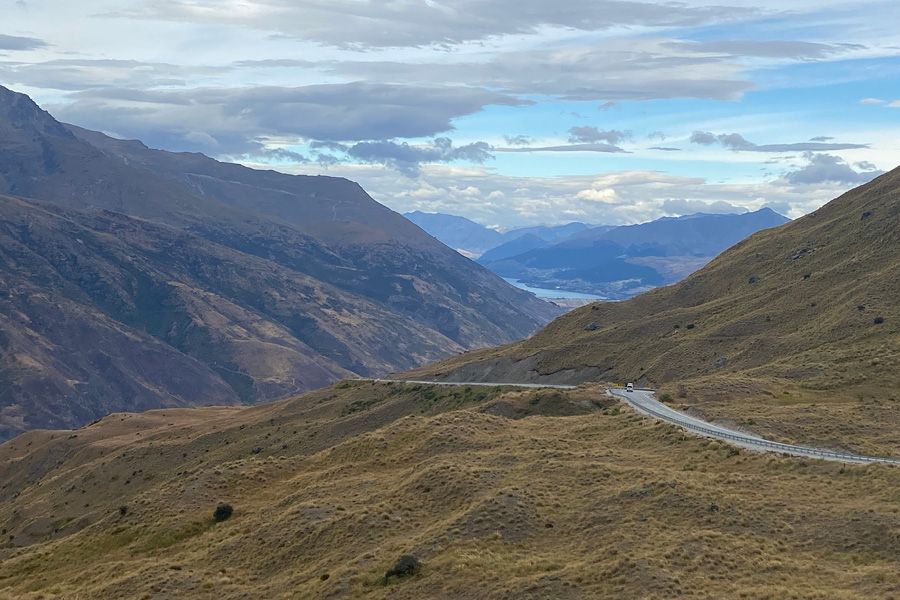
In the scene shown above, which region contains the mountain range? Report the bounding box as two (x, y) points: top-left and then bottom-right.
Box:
(404, 211), (590, 258)
(411, 168), (899, 403)
(0, 85), (559, 440)
(2, 161), (898, 599)
(479, 209), (790, 299)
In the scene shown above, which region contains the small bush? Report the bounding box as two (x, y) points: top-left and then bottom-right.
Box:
(213, 503), (234, 523)
(685, 324), (695, 330)
(118, 505), (128, 516)
(659, 393), (673, 403)
(873, 316), (885, 325)
(384, 555), (421, 582)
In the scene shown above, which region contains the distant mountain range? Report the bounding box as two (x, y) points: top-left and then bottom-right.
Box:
(480, 209), (790, 299)
(404, 211), (590, 257)
(0, 85), (559, 440)
(410, 167), (899, 398)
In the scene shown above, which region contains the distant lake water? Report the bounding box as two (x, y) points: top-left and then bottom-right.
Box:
(503, 278), (604, 300)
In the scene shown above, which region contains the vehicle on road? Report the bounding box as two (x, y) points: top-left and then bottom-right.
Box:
(626, 383), (634, 392)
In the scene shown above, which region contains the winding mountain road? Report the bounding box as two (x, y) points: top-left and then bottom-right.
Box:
(369, 379), (900, 465)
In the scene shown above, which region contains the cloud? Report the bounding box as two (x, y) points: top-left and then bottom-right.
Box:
(0, 59), (220, 90)
(784, 153), (883, 185)
(120, 0), (755, 49)
(503, 134), (533, 146)
(568, 126), (630, 145)
(313, 138), (494, 177)
(809, 136), (834, 142)
(262, 162), (845, 227)
(0, 34), (47, 51)
(316, 39), (756, 102)
(496, 143), (628, 153)
(690, 131), (868, 152)
(650, 146), (681, 152)
(665, 40), (864, 60)
(859, 98), (885, 105)
(660, 198), (747, 215)
(44, 83), (522, 155)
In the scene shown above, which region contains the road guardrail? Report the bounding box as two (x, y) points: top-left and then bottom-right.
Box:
(611, 389), (900, 465)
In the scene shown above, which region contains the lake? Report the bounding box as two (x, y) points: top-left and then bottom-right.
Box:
(503, 278), (605, 300)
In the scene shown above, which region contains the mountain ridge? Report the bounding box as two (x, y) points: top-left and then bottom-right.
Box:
(0, 85), (559, 440)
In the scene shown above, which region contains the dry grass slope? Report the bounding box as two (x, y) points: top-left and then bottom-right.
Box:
(408, 168), (900, 454)
(0, 382), (898, 599)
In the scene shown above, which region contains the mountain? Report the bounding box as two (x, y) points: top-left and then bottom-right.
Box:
(403, 212), (592, 258)
(479, 209), (790, 299)
(477, 224), (609, 264)
(582, 208), (790, 256)
(503, 222), (592, 243)
(0, 380), (896, 599)
(403, 211), (503, 256)
(409, 169), (899, 402)
(0, 85), (559, 440)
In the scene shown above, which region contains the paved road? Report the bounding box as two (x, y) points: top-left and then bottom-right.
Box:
(364, 379), (900, 465)
(610, 388), (900, 465)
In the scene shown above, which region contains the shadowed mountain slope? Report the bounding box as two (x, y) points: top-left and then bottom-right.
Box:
(0, 85), (558, 439)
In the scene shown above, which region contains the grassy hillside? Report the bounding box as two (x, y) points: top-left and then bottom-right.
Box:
(407, 168), (900, 447)
(0, 381), (898, 599)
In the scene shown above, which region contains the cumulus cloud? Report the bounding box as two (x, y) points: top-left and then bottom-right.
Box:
(119, 0), (754, 49)
(44, 83), (522, 155)
(313, 138), (494, 177)
(259, 163), (845, 227)
(784, 153), (884, 185)
(690, 131), (868, 152)
(660, 198), (747, 215)
(0, 34), (47, 51)
(568, 126), (631, 145)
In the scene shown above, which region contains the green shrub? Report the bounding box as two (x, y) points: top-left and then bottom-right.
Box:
(213, 503), (233, 523)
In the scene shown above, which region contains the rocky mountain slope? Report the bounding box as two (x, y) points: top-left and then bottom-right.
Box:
(0, 380), (897, 599)
(0, 85), (558, 440)
(410, 168), (899, 401)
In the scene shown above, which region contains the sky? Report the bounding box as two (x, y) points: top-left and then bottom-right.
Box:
(2, 0), (899, 228)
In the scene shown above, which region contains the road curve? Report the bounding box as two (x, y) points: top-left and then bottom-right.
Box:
(364, 379), (899, 465)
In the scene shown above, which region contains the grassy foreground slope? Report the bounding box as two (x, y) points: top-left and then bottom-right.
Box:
(0, 381), (899, 599)
(409, 168), (900, 450)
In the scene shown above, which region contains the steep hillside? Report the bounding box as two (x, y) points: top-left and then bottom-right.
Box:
(0, 381), (897, 599)
(0, 86), (558, 439)
(480, 209), (789, 298)
(409, 169), (899, 440)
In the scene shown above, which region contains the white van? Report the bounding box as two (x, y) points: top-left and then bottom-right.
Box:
(626, 383), (635, 393)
